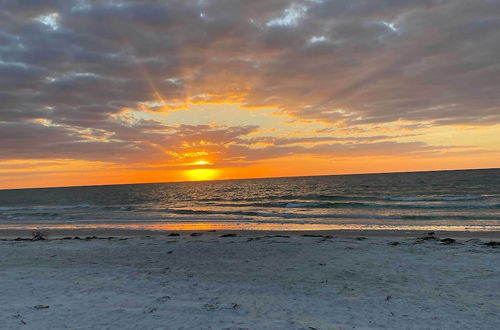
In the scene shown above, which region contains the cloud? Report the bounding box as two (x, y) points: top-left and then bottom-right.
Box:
(0, 0), (499, 167)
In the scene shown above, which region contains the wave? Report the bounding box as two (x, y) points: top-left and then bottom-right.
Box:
(197, 194), (376, 203)
(2, 195), (493, 213)
(138, 207), (499, 221)
(206, 201), (500, 210)
(0, 204), (134, 212)
(285, 202), (320, 208)
(4, 210), (498, 223)
(161, 208), (260, 217)
(2, 200), (499, 220)
(196, 194), (496, 204)
(384, 196), (489, 202)
(366, 202), (500, 210)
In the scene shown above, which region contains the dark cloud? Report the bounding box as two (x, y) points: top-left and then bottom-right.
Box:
(0, 0), (498, 166)
(237, 134), (416, 146)
(222, 141), (451, 163)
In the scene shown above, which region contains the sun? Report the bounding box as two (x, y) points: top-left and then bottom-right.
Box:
(184, 168), (219, 181)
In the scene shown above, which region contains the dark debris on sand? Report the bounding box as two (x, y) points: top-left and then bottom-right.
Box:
(415, 232), (440, 243)
(31, 231), (46, 241)
(483, 241), (500, 247)
(441, 238), (457, 245)
(301, 234), (333, 240)
(11, 232), (48, 241)
(220, 234), (238, 237)
(247, 235), (292, 241)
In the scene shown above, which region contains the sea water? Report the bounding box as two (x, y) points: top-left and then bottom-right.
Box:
(0, 168), (499, 232)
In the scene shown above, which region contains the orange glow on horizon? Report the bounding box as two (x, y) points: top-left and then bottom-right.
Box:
(1, 152), (500, 189)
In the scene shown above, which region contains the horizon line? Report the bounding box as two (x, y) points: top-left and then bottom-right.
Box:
(1, 166), (498, 192)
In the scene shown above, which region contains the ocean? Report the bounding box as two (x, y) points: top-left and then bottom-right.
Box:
(1, 168), (499, 232)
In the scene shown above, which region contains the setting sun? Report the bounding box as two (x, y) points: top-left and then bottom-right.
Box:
(184, 168), (220, 181)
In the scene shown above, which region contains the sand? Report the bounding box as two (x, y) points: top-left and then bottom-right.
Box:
(1, 230), (499, 329)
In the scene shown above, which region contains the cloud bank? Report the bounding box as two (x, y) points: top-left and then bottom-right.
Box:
(1, 0), (499, 167)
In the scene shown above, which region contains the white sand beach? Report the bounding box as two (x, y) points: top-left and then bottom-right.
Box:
(1, 230), (499, 329)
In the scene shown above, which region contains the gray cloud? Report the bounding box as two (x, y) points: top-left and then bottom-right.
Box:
(0, 0), (498, 165)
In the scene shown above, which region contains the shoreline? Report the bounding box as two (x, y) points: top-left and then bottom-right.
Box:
(2, 227), (500, 240)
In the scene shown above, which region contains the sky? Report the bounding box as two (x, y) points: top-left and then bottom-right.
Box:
(1, 0), (499, 189)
